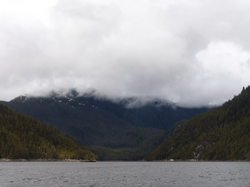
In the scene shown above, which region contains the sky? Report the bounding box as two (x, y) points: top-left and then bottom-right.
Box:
(1, 0), (250, 107)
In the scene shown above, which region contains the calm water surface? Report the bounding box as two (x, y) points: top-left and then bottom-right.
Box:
(0, 162), (249, 187)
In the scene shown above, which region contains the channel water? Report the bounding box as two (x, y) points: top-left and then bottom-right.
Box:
(0, 161), (249, 186)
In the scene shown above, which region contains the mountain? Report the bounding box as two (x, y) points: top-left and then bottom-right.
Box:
(0, 104), (96, 160)
(0, 90), (208, 160)
(145, 86), (250, 161)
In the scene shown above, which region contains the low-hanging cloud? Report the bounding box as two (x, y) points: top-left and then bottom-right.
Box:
(1, 0), (250, 107)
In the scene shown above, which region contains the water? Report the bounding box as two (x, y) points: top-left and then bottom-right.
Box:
(0, 162), (249, 187)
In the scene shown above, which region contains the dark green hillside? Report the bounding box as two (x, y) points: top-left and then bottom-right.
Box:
(0, 104), (96, 160)
(145, 86), (250, 161)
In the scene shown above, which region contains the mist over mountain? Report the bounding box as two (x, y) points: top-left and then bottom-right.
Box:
(2, 1), (250, 108)
(1, 0), (250, 162)
(0, 89), (208, 160)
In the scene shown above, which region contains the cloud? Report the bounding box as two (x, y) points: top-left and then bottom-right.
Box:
(1, 0), (250, 107)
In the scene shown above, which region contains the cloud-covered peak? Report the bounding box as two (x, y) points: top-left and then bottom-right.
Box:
(1, 0), (250, 107)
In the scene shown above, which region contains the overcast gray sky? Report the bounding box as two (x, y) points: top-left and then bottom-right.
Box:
(1, 0), (250, 107)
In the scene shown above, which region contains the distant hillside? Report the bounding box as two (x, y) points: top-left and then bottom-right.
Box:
(0, 104), (96, 160)
(0, 90), (208, 160)
(88, 119), (188, 161)
(145, 86), (250, 161)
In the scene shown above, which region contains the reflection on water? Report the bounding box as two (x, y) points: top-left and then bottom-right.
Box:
(0, 162), (249, 187)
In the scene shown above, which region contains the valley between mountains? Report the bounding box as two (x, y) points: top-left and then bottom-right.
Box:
(1, 86), (250, 161)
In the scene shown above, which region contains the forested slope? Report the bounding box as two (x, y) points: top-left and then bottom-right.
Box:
(0, 104), (97, 160)
(145, 86), (250, 161)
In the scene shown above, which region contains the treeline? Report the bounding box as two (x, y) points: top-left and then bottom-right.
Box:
(0, 104), (97, 160)
(145, 86), (250, 161)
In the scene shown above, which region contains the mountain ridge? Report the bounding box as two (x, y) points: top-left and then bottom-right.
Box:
(0, 90), (208, 160)
(145, 86), (250, 161)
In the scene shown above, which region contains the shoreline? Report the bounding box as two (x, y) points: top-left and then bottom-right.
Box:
(0, 158), (97, 162)
(0, 158), (249, 162)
